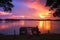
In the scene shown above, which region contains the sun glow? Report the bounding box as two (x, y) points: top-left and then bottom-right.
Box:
(38, 11), (51, 33)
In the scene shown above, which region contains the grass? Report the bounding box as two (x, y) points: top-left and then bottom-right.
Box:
(0, 34), (60, 40)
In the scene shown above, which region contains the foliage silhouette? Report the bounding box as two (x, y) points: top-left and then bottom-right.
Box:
(46, 0), (60, 17)
(0, 0), (14, 12)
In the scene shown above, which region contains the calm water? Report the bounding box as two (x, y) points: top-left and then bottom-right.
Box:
(0, 21), (60, 35)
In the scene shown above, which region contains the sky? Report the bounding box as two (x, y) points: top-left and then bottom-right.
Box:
(0, 0), (59, 19)
(0, 0), (53, 19)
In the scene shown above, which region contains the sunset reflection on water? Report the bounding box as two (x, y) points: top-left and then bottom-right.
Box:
(38, 21), (51, 33)
(0, 20), (60, 34)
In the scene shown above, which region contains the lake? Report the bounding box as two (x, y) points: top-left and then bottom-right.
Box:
(0, 20), (60, 35)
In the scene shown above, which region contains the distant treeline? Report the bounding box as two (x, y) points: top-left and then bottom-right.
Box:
(0, 19), (60, 21)
(0, 19), (20, 21)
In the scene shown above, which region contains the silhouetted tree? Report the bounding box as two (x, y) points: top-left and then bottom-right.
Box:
(46, 0), (55, 6)
(0, 0), (14, 12)
(46, 0), (60, 17)
(53, 6), (60, 17)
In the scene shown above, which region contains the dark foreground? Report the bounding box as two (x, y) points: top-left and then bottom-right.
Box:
(0, 34), (60, 40)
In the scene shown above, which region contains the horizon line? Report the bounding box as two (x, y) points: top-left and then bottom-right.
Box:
(0, 19), (60, 21)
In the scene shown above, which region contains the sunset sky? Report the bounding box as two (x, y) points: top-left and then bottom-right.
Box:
(0, 0), (54, 19)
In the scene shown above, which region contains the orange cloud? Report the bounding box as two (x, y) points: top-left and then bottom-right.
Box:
(25, 0), (55, 18)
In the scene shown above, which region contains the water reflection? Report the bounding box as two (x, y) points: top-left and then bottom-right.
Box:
(0, 21), (60, 34)
(38, 21), (51, 33)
